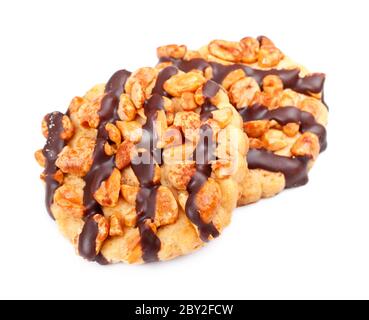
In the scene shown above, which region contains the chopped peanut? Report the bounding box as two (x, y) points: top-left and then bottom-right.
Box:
(121, 184), (139, 205)
(283, 123), (300, 137)
(115, 140), (135, 170)
(230, 77), (260, 108)
(208, 40), (243, 62)
(164, 71), (206, 97)
(109, 213), (124, 237)
(291, 132), (320, 160)
(262, 129), (288, 151)
(195, 178), (221, 224)
(240, 37), (259, 63)
(34, 149), (46, 167)
(116, 120), (142, 143)
(157, 44), (187, 59)
(244, 120), (270, 138)
(154, 186), (178, 227)
(94, 168), (121, 207)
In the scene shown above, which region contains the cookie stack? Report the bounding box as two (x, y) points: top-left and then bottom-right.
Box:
(35, 36), (328, 264)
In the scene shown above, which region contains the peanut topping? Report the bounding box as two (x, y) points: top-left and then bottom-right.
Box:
(221, 69), (246, 90)
(115, 140), (135, 170)
(77, 99), (101, 128)
(298, 97), (323, 120)
(279, 89), (300, 107)
(109, 213), (124, 237)
(291, 132), (320, 160)
(230, 77), (260, 108)
(105, 123), (121, 145)
(262, 75), (283, 95)
(261, 129), (288, 151)
(93, 214), (110, 254)
(195, 178), (221, 224)
(121, 184), (139, 205)
(157, 44), (187, 59)
(180, 92), (198, 111)
(55, 143), (94, 176)
(116, 120), (142, 143)
(154, 186), (178, 227)
(240, 37), (259, 63)
(208, 40), (243, 62)
(125, 67), (158, 96)
(244, 120), (270, 138)
(117, 93), (137, 121)
(164, 71), (206, 97)
(34, 149), (46, 167)
(166, 163), (196, 190)
(249, 138), (264, 149)
(54, 183), (84, 218)
(94, 168), (121, 207)
(258, 44), (284, 68)
(67, 96), (87, 115)
(130, 81), (145, 109)
(283, 123), (300, 137)
(212, 107), (233, 129)
(173, 111), (201, 141)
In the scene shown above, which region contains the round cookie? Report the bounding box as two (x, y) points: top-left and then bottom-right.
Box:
(156, 36), (328, 205)
(35, 63), (248, 264)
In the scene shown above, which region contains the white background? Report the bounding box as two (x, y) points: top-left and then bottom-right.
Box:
(0, 0), (368, 300)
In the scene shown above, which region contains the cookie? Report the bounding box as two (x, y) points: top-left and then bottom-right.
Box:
(35, 64), (248, 264)
(156, 36), (328, 205)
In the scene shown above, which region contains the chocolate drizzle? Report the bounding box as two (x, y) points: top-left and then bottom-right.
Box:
(78, 215), (109, 264)
(42, 112), (66, 219)
(78, 215), (99, 261)
(203, 80), (220, 98)
(83, 70), (131, 218)
(248, 149), (310, 188)
(161, 58), (210, 73)
(137, 94), (166, 164)
(130, 93), (167, 262)
(79, 69), (131, 262)
(152, 66), (178, 97)
(239, 104), (327, 188)
(159, 57), (326, 97)
(185, 124), (219, 241)
(200, 80), (220, 121)
(185, 81), (220, 240)
(239, 104), (327, 152)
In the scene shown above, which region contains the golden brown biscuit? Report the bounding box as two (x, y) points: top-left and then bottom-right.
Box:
(156, 36), (328, 205)
(35, 63), (248, 264)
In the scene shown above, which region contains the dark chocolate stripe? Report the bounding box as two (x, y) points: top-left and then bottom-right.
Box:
(200, 103), (217, 122)
(83, 70), (131, 218)
(239, 104), (327, 152)
(185, 124), (219, 241)
(200, 80), (220, 121)
(78, 215), (109, 265)
(240, 104), (327, 189)
(163, 58), (210, 73)
(152, 66), (178, 97)
(159, 57), (326, 97)
(202, 79), (221, 98)
(247, 149), (310, 188)
(137, 94), (166, 164)
(186, 81), (220, 238)
(42, 112), (66, 219)
(79, 69), (131, 262)
(131, 150), (161, 263)
(130, 94), (167, 262)
(105, 69), (133, 98)
(78, 215), (99, 261)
